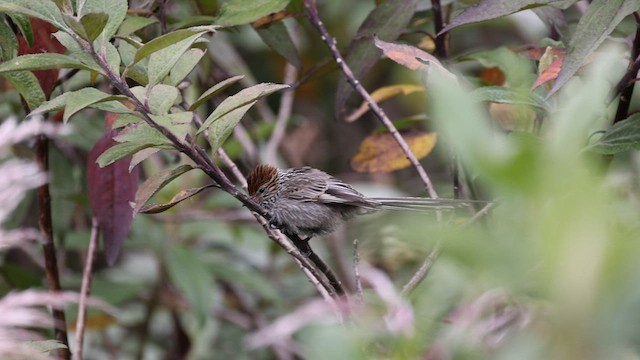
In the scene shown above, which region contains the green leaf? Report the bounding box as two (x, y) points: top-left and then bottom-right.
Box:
(147, 32), (203, 85)
(189, 74), (244, 111)
(148, 84), (180, 115)
(335, 0), (419, 118)
(165, 245), (214, 323)
(83, 0), (128, 41)
(549, 0), (639, 95)
(215, 0), (290, 26)
(461, 47), (535, 87)
(8, 13), (33, 46)
(63, 88), (127, 123)
(133, 164), (194, 215)
(25, 339), (68, 354)
(208, 101), (255, 150)
(96, 141), (157, 167)
(117, 15), (159, 36)
(113, 122), (170, 146)
(255, 21), (301, 69)
(2, 71), (46, 109)
(0, 16), (18, 61)
(441, 0), (576, 33)
(588, 114), (640, 154)
(472, 86), (550, 111)
(0, 53), (102, 73)
(149, 112), (193, 141)
(197, 82), (288, 133)
(30, 92), (71, 115)
(81, 12), (109, 41)
(133, 25), (217, 64)
(140, 184), (217, 214)
(169, 48), (206, 86)
(105, 41), (121, 76)
(0, 1), (66, 30)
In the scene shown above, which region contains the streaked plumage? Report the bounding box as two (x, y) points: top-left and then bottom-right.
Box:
(247, 164), (474, 238)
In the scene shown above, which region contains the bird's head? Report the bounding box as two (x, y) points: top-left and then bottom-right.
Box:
(247, 164), (279, 205)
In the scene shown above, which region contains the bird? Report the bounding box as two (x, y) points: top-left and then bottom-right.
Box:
(247, 164), (477, 240)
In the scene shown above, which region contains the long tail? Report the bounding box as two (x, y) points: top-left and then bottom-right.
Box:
(371, 197), (483, 211)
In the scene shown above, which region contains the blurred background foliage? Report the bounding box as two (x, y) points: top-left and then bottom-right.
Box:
(2, 0), (640, 359)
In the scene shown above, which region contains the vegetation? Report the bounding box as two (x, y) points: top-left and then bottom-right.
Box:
(1, 0), (640, 359)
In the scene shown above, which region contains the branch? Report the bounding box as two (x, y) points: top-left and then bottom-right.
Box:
(73, 217), (100, 360)
(35, 134), (70, 360)
(400, 238), (441, 296)
(612, 12), (640, 125)
(303, 0), (440, 200)
(431, 0), (449, 60)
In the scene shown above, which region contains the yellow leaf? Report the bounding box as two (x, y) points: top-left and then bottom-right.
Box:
(346, 84), (423, 122)
(351, 131), (437, 173)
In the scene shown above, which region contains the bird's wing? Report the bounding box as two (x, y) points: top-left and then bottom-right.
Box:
(280, 167), (330, 201)
(320, 178), (376, 207)
(281, 167), (376, 207)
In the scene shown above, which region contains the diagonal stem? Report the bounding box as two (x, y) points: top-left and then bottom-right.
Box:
(303, 0), (439, 200)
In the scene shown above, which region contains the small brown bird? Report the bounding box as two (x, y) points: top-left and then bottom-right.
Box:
(247, 164), (475, 239)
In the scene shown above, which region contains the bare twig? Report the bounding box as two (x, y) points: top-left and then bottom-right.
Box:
(353, 238), (363, 303)
(35, 134), (70, 360)
(217, 148), (248, 190)
(463, 202), (496, 226)
(401, 238), (442, 296)
(73, 218), (100, 360)
(265, 63), (298, 164)
(303, 0), (439, 200)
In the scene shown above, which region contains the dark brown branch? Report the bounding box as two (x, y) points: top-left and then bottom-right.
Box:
(303, 0), (440, 200)
(613, 12), (640, 124)
(431, 0), (449, 59)
(36, 135), (70, 359)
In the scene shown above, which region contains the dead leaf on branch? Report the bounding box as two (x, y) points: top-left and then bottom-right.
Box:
(351, 131), (437, 173)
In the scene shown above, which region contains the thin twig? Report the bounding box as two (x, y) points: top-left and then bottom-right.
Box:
(303, 0), (439, 200)
(73, 217), (100, 360)
(35, 134), (70, 360)
(217, 148), (248, 190)
(353, 238), (363, 303)
(401, 238), (442, 296)
(265, 63), (298, 164)
(462, 202), (496, 226)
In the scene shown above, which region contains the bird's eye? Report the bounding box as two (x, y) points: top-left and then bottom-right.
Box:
(258, 187), (265, 194)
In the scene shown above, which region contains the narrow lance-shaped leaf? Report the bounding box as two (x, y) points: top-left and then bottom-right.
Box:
(255, 21), (301, 69)
(82, 0), (128, 42)
(87, 127), (139, 265)
(588, 114), (640, 154)
(63, 88), (127, 123)
(133, 164), (195, 216)
(471, 86), (550, 111)
(215, 0), (290, 26)
(549, 0), (639, 95)
(441, 0), (576, 34)
(0, 53), (102, 73)
(197, 82), (289, 133)
(133, 25), (217, 64)
(147, 33), (203, 85)
(208, 101), (255, 151)
(189, 74), (245, 111)
(139, 184), (218, 214)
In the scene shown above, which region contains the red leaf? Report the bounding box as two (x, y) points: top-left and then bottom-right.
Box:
(16, 18), (66, 100)
(531, 56), (564, 91)
(87, 127), (139, 265)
